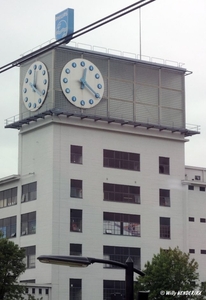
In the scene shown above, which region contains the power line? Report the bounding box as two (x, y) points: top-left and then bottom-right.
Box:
(0, 0), (156, 73)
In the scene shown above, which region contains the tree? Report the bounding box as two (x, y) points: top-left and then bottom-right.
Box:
(135, 247), (200, 299)
(0, 233), (26, 300)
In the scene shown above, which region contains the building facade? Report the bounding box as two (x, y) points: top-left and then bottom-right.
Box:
(0, 46), (204, 300)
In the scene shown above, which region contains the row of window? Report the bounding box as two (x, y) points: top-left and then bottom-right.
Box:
(0, 180), (191, 209)
(0, 212), (36, 238)
(71, 180), (171, 207)
(188, 185), (206, 192)
(0, 211), (167, 239)
(189, 217), (206, 223)
(71, 145), (170, 174)
(0, 182), (37, 209)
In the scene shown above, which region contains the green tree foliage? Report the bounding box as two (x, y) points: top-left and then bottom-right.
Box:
(0, 233), (26, 300)
(135, 247), (200, 300)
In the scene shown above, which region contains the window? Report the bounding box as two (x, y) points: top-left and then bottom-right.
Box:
(70, 209), (82, 232)
(104, 183), (140, 204)
(71, 145), (82, 164)
(0, 216), (16, 238)
(189, 249), (195, 254)
(21, 212), (36, 235)
(103, 212), (140, 236)
(159, 157), (170, 174)
(70, 244), (82, 256)
(0, 187), (17, 208)
(159, 189), (170, 206)
(200, 218), (206, 223)
(23, 246), (36, 268)
(188, 185), (194, 190)
(21, 182), (37, 202)
(70, 279), (82, 300)
(201, 250), (206, 254)
(160, 217), (170, 239)
(103, 246), (141, 269)
(189, 217), (195, 222)
(70, 180), (82, 198)
(103, 149), (140, 171)
(104, 280), (125, 300)
(200, 187), (205, 192)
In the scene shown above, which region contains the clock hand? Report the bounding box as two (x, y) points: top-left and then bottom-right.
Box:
(29, 82), (43, 97)
(80, 68), (87, 89)
(83, 81), (100, 98)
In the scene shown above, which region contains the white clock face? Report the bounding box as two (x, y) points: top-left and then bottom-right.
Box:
(60, 58), (104, 109)
(22, 61), (49, 111)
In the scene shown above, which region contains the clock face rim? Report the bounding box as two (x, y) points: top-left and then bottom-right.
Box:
(22, 61), (49, 112)
(60, 58), (104, 109)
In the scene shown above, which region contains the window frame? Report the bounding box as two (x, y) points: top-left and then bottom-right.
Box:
(160, 217), (170, 239)
(103, 212), (140, 237)
(103, 183), (140, 204)
(103, 149), (140, 171)
(71, 145), (83, 164)
(21, 182), (37, 203)
(21, 211), (36, 236)
(70, 179), (83, 198)
(0, 216), (16, 238)
(159, 157), (170, 175)
(70, 209), (82, 232)
(159, 189), (170, 207)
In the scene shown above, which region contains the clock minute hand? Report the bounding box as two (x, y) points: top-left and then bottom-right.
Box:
(84, 81), (100, 98)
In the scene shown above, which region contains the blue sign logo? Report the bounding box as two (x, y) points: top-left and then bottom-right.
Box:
(55, 8), (74, 41)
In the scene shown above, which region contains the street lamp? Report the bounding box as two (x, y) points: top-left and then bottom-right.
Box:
(37, 255), (145, 300)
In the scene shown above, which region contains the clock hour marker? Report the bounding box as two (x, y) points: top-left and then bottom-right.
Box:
(42, 70), (46, 75)
(43, 79), (47, 85)
(38, 65), (42, 70)
(25, 78), (28, 83)
(65, 88), (70, 94)
(89, 99), (94, 105)
(72, 62), (77, 68)
(38, 99), (42, 104)
(33, 65), (37, 70)
(65, 68), (70, 74)
(24, 97), (28, 102)
(23, 88), (27, 93)
(63, 78), (68, 83)
(80, 61), (85, 67)
(95, 73), (100, 79)
(80, 100), (85, 106)
(28, 69), (32, 75)
(72, 96), (76, 102)
(89, 65), (94, 71)
(97, 84), (102, 89)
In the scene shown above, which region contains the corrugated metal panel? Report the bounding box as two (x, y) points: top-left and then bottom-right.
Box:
(161, 69), (183, 90)
(161, 107), (184, 128)
(110, 79), (133, 102)
(110, 60), (134, 81)
(135, 65), (159, 85)
(161, 88), (183, 110)
(135, 84), (159, 106)
(109, 99), (133, 120)
(136, 103), (159, 124)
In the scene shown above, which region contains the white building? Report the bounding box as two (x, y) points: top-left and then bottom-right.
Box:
(0, 45), (205, 300)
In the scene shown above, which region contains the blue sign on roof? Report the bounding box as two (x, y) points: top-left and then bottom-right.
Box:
(55, 8), (74, 42)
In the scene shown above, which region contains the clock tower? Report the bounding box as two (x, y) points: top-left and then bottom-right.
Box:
(3, 45), (200, 300)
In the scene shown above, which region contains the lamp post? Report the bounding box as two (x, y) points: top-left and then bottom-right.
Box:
(37, 255), (145, 300)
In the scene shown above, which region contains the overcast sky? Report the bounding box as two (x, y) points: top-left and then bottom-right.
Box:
(0, 0), (206, 178)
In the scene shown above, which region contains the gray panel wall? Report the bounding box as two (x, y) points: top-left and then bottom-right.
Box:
(19, 46), (185, 129)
